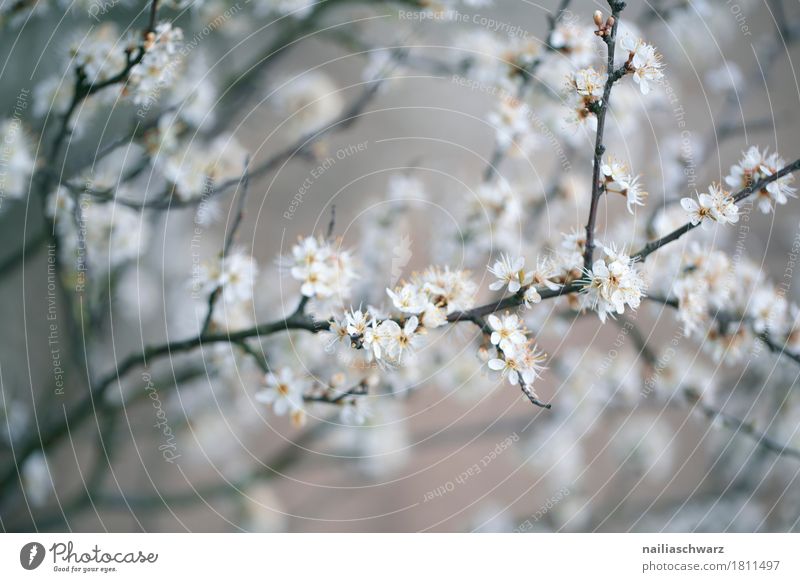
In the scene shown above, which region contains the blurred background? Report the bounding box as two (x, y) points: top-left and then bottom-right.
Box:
(2, 0), (800, 532)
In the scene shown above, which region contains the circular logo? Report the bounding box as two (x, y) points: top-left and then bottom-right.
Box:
(20, 542), (46, 570)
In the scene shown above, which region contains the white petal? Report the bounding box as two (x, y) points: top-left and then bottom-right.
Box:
(487, 358), (506, 371)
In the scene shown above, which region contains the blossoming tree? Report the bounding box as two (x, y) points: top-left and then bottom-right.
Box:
(2, 0), (800, 531)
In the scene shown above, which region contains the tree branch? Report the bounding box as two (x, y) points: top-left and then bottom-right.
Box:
(583, 1), (627, 271)
(200, 156), (251, 335)
(632, 158), (800, 262)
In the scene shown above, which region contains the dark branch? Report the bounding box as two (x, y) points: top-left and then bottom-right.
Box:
(583, 1), (626, 271)
(632, 158), (800, 262)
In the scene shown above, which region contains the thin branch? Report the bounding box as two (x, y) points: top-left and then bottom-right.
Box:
(447, 281), (583, 322)
(521, 384), (552, 409)
(632, 158), (800, 262)
(583, 1), (627, 271)
(610, 305), (800, 462)
(15, 420), (330, 529)
(82, 47), (408, 211)
(208, 0), (372, 134)
(687, 390), (800, 462)
(614, 315), (658, 367)
(304, 380), (369, 404)
(325, 204), (337, 240)
(758, 333), (800, 367)
(643, 293), (679, 309)
(0, 273), (586, 497)
(645, 294), (800, 370)
(201, 156), (251, 335)
(0, 310), (323, 495)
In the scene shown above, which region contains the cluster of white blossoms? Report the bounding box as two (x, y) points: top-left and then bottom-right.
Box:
(566, 67), (605, 131)
(335, 309), (424, 365)
(46, 188), (150, 273)
(669, 243), (731, 337)
(386, 266), (478, 325)
(160, 134), (246, 201)
(486, 313), (547, 395)
(196, 248), (259, 329)
(618, 33), (665, 95)
(0, 118), (35, 200)
(555, 228), (587, 277)
(663, 241), (800, 361)
(725, 146), (797, 213)
(487, 254), (561, 306)
(680, 183), (739, 229)
(325, 267), (477, 367)
(127, 22), (184, 105)
(600, 156), (647, 214)
(257, 366), (374, 428)
(68, 21), (184, 106)
(582, 244), (646, 322)
(556, 23), (664, 132)
(33, 76), (99, 137)
(289, 236), (357, 300)
(70, 23), (129, 85)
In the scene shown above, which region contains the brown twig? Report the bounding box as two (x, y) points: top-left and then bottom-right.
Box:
(583, 1), (627, 272)
(200, 155), (251, 335)
(632, 158), (800, 262)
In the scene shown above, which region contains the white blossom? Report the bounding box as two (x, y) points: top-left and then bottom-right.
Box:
(570, 67), (605, 99)
(387, 283), (428, 314)
(488, 313), (526, 352)
(749, 288), (788, 335)
(256, 368), (306, 416)
(725, 146), (796, 213)
(582, 245), (646, 322)
(601, 157), (647, 213)
(395, 316), (422, 359)
(339, 396), (371, 426)
(162, 134), (246, 201)
(128, 22), (184, 106)
(487, 342), (546, 388)
(681, 183), (738, 228)
(289, 236), (357, 300)
(345, 308), (371, 337)
(557, 229), (587, 275)
(708, 183), (739, 225)
(197, 248), (259, 305)
(619, 34), (664, 95)
(488, 254), (530, 293)
(680, 192), (716, 229)
(523, 286), (542, 307)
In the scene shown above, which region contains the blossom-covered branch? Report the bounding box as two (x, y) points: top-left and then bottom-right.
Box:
(633, 157), (800, 262)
